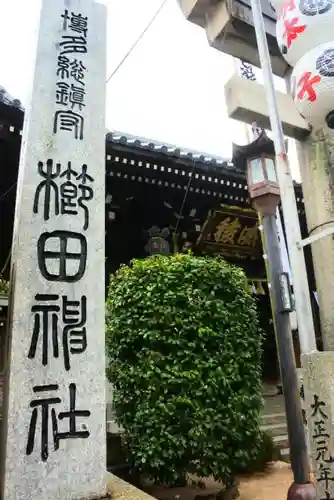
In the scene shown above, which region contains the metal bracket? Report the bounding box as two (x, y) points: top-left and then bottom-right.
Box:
(297, 224), (334, 249)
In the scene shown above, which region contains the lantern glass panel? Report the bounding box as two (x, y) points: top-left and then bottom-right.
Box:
(265, 157), (277, 183)
(249, 158), (264, 184)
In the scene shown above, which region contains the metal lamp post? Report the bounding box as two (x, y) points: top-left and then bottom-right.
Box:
(233, 132), (314, 498)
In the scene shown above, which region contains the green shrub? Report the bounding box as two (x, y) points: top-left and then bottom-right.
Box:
(0, 279), (9, 295)
(106, 253), (264, 485)
(236, 431), (275, 474)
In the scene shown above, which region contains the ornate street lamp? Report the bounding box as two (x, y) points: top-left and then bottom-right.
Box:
(247, 154), (280, 215)
(234, 130), (280, 216)
(233, 130), (311, 498)
(238, 132), (293, 311)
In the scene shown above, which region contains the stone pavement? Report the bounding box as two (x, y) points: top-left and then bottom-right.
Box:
(238, 462), (293, 500)
(144, 463), (293, 500)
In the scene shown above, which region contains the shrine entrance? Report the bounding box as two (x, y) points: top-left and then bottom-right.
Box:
(196, 204), (281, 385)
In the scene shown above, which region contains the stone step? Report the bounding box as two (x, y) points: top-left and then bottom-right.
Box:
(263, 402), (286, 414)
(261, 412), (286, 425)
(273, 434), (289, 451)
(263, 395), (285, 410)
(261, 421), (288, 437)
(261, 399), (290, 463)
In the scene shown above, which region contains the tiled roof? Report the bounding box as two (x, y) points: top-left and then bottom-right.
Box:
(107, 131), (235, 169)
(0, 86), (23, 111)
(0, 96), (302, 191)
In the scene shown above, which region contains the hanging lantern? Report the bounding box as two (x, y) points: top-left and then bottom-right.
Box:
(291, 42), (334, 129)
(276, 0), (334, 66)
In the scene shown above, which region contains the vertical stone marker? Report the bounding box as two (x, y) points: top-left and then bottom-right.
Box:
(0, 1), (108, 499)
(302, 352), (334, 500)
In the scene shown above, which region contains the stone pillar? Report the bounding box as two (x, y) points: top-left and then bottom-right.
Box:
(0, 1), (108, 499)
(297, 131), (334, 351)
(302, 352), (334, 499)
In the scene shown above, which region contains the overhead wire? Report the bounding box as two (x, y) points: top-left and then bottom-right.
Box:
(106, 0), (169, 84)
(104, 0), (229, 246)
(0, 181), (17, 204)
(172, 160), (197, 241)
(104, 0), (195, 244)
(0, 0), (170, 275)
(172, 12), (230, 241)
(1, 0), (209, 274)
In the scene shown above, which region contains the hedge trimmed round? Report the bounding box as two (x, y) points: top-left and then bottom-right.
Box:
(106, 253), (264, 485)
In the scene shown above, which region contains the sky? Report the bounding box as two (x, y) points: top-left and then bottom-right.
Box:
(0, 0), (300, 177)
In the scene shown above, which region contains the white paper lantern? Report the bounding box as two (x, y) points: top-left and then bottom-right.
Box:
(276, 0), (334, 66)
(291, 42), (334, 128)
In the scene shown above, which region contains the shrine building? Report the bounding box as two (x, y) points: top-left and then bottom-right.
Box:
(0, 89), (321, 385)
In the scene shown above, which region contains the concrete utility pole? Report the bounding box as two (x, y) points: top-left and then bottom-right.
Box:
(261, 213), (309, 487)
(272, 0), (334, 355)
(234, 132), (310, 488)
(245, 0), (317, 357)
(251, 2), (334, 500)
(177, 3), (334, 497)
(178, 0), (317, 358)
(235, 59), (296, 392)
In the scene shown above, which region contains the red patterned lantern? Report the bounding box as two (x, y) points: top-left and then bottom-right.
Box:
(276, 0), (334, 66)
(291, 42), (334, 128)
